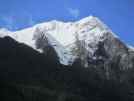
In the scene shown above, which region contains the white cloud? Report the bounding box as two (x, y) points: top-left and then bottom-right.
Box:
(67, 8), (80, 18)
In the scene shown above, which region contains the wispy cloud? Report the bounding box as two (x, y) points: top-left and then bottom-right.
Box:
(67, 8), (80, 18)
(1, 12), (36, 30)
(26, 14), (36, 26)
(2, 16), (14, 30)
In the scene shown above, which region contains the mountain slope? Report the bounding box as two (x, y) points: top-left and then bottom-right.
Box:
(0, 36), (134, 101)
(0, 16), (134, 74)
(0, 16), (134, 101)
(1, 16), (133, 66)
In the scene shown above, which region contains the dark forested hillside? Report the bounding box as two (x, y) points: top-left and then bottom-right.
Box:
(0, 36), (134, 101)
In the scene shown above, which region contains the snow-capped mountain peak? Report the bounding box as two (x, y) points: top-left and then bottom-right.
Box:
(0, 16), (133, 66)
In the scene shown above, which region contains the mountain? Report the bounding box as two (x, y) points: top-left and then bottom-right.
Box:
(0, 16), (134, 101)
(0, 16), (122, 66)
(0, 16), (134, 79)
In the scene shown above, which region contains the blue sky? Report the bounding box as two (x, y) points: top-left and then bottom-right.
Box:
(0, 0), (134, 46)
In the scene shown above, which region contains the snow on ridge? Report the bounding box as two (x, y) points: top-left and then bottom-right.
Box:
(128, 45), (134, 51)
(0, 28), (11, 38)
(0, 16), (121, 65)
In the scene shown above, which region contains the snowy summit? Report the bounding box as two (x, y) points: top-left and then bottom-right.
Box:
(0, 16), (132, 66)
